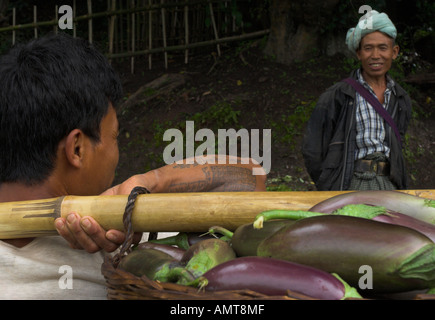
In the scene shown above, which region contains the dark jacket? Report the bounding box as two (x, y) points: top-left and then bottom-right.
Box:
(302, 69), (412, 191)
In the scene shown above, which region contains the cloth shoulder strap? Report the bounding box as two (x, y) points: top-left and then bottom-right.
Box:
(343, 77), (402, 146)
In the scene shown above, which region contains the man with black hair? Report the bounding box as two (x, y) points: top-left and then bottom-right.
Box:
(0, 33), (266, 299)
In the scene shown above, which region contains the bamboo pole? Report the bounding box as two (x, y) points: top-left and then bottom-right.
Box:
(107, 0), (110, 42)
(224, 0), (228, 34)
(208, 1), (220, 56)
(1, 190), (434, 239)
(140, 0), (146, 50)
(108, 0), (116, 64)
(131, 0), (136, 74)
(161, 0), (168, 69)
(148, 0), (152, 69)
(34, 5), (38, 38)
(12, 7), (15, 45)
(184, 4), (189, 64)
(73, 0), (77, 38)
(54, 5), (58, 34)
(120, 0), (124, 53)
(127, 0), (131, 51)
(87, 0), (93, 44)
(107, 29), (270, 59)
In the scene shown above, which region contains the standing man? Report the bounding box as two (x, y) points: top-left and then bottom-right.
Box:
(302, 10), (412, 191)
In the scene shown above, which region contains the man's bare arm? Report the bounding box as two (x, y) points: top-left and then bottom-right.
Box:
(56, 156), (266, 253)
(104, 155), (266, 195)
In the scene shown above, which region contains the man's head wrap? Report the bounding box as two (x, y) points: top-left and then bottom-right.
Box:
(345, 10), (397, 52)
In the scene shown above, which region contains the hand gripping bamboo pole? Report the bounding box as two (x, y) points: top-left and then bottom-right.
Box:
(0, 190), (434, 239)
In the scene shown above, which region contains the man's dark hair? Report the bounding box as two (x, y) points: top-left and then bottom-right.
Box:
(0, 33), (123, 185)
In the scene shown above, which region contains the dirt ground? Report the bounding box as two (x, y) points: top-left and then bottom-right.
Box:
(111, 43), (435, 191)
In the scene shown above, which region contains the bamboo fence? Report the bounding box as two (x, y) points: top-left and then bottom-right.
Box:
(0, 0), (269, 72)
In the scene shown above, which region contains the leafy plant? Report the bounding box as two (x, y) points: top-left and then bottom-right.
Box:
(268, 100), (317, 151)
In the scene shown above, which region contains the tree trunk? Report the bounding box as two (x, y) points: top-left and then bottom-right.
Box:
(264, 0), (340, 65)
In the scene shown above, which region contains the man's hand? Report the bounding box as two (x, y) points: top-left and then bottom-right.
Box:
(55, 174), (153, 253)
(55, 212), (140, 253)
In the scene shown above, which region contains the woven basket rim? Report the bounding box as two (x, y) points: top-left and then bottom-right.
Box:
(101, 254), (313, 300)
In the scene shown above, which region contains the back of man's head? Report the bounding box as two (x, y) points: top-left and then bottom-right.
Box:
(0, 33), (123, 185)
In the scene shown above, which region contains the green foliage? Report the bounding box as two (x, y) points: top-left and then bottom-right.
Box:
(415, 0), (435, 30)
(150, 99), (241, 159)
(402, 131), (427, 183)
(266, 174), (312, 191)
(268, 100), (317, 151)
(189, 100), (241, 129)
(342, 57), (361, 73)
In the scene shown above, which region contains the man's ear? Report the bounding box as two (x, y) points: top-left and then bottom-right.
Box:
(392, 44), (400, 60)
(64, 129), (86, 168)
(356, 48), (362, 61)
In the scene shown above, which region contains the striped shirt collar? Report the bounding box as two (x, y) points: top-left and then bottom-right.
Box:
(356, 68), (396, 96)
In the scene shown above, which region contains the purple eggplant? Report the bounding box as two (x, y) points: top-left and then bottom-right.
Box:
(257, 215), (435, 293)
(254, 203), (435, 243)
(370, 210), (435, 243)
(309, 190), (435, 224)
(192, 256), (361, 300)
(136, 242), (186, 261)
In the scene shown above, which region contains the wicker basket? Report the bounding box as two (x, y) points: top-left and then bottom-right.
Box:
(100, 187), (315, 300)
(102, 254), (315, 300)
(100, 187), (435, 300)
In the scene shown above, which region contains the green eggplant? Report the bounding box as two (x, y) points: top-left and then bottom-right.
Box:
(149, 232), (217, 250)
(177, 238), (236, 284)
(257, 215), (435, 293)
(209, 220), (295, 257)
(118, 248), (194, 283)
(136, 241), (186, 261)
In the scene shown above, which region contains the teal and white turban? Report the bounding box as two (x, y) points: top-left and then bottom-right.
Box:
(345, 10), (397, 52)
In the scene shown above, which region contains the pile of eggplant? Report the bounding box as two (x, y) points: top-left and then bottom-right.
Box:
(118, 190), (435, 300)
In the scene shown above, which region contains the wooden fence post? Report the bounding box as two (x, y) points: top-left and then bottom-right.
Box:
(73, 0), (77, 38)
(161, 0), (168, 69)
(148, 0), (153, 70)
(184, 4), (189, 64)
(131, 0), (136, 74)
(12, 7), (15, 45)
(209, 1), (220, 56)
(34, 5), (38, 38)
(87, 0), (93, 43)
(54, 5), (58, 34)
(108, 0), (116, 64)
